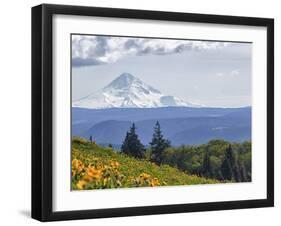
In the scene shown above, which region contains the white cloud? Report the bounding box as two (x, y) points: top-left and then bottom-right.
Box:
(230, 70), (240, 76)
(216, 70), (240, 78)
(72, 35), (229, 67)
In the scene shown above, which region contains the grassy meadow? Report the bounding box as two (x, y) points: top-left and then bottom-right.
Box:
(71, 137), (220, 190)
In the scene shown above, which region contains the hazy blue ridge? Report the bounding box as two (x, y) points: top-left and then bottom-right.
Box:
(72, 106), (251, 146)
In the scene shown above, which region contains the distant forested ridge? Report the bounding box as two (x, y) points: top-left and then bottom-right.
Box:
(72, 106), (251, 145)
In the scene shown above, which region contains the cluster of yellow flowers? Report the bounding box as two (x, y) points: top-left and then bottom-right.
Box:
(72, 157), (163, 190)
(72, 158), (126, 190)
(71, 137), (221, 189)
(72, 159), (84, 177)
(130, 172), (161, 187)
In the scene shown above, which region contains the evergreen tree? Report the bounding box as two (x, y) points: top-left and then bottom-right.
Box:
(121, 132), (129, 154)
(220, 144), (242, 182)
(238, 160), (247, 182)
(233, 158), (241, 182)
(201, 147), (213, 178)
(221, 144), (235, 181)
(150, 121), (171, 164)
(121, 123), (145, 158)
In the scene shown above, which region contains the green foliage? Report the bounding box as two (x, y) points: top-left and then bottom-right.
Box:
(221, 144), (243, 182)
(221, 145), (235, 181)
(201, 147), (214, 178)
(150, 121), (171, 164)
(238, 159), (247, 182)
(161, 140), (251, 182)
(121, 123), (145, 159)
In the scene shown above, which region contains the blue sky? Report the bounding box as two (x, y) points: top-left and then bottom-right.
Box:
(72, 35), (252, 108)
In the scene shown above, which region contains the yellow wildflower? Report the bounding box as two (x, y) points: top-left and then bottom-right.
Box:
(110, 161), (120, 168)
(76, 180), (87, 190)
(72, 159), (84, 172)
(150, 178), (160, 187)
(87, 167), (102, 180)
(139, 173), (150, 180)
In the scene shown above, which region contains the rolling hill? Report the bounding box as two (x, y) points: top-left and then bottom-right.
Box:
(71, 137), (219, 190)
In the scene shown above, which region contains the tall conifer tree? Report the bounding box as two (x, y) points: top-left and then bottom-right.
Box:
(201, 147), (213, 178)
(221, 144), (235, 181)
(150, 121), (170, 164)
(238, 160), (247, 182)
(121, 123), (145, 158)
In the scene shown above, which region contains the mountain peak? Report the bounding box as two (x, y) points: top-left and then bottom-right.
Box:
(73, 73), (203, 109)
(119, 72), (135, 79)
(105, 73), (139, 90)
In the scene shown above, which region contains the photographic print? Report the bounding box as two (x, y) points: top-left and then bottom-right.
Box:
(32, 4), (273, 221)
(71, 34), (252, 190)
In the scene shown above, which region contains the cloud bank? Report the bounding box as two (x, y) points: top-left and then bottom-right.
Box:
(72, 35), (229, 67)
(216, 70), (240, 78)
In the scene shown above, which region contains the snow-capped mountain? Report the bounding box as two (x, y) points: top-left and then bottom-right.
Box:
(73, 73), (202, 109)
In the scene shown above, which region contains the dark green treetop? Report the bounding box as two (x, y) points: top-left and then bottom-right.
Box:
(121, 123), (145, 159)
(150, 121), (171, 164)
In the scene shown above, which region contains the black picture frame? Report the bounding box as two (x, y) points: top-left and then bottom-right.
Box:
(32, 4), (274, 222)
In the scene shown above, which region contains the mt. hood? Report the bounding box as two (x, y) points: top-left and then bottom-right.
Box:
(73, 73), (202, 109)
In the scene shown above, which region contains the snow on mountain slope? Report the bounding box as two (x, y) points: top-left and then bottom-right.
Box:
(73, 73), (202, 109)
